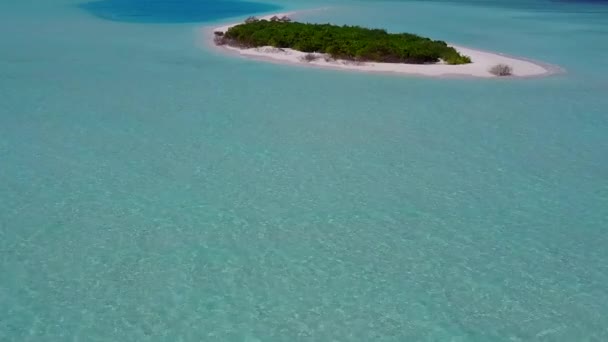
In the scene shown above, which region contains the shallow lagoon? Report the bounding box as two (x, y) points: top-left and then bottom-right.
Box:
(1, 0), (607, 340)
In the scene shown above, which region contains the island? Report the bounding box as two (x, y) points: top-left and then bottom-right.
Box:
(215, 16), (471, 65)
(208, 12), (558, 78)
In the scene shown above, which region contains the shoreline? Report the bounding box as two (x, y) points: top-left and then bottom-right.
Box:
(203, 11), (562, 79)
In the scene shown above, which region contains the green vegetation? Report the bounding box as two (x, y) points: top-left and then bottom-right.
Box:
(217, 18), (471, 65)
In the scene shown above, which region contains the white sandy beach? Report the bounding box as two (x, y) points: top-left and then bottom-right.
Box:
(209, 12), (557, 78)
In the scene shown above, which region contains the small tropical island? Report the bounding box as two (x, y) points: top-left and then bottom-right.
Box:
(208, 12), (556, 78)
(215, 15), (472, 65)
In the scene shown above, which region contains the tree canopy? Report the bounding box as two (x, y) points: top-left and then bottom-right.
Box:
(220, 20), (471, 65)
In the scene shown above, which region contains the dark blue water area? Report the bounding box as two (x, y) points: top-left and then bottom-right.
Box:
(79, 0), (282, 23)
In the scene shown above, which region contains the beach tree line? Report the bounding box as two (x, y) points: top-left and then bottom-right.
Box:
(215, 18), (471, 65)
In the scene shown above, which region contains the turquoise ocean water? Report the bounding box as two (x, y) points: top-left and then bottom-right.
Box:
(1, 0), (607, 340)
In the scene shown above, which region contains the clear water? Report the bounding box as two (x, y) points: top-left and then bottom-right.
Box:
(1, 0), (607, 340)
(80, 0), (282, 23)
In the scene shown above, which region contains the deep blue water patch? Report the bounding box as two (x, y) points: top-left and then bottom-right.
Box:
(79, 0), (282, 23)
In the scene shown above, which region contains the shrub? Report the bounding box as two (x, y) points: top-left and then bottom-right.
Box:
(489, 64), (513, 76)
(444, 54), (471, 65)
(300, 53), (320, 62)
(214, 35), (227, 45)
